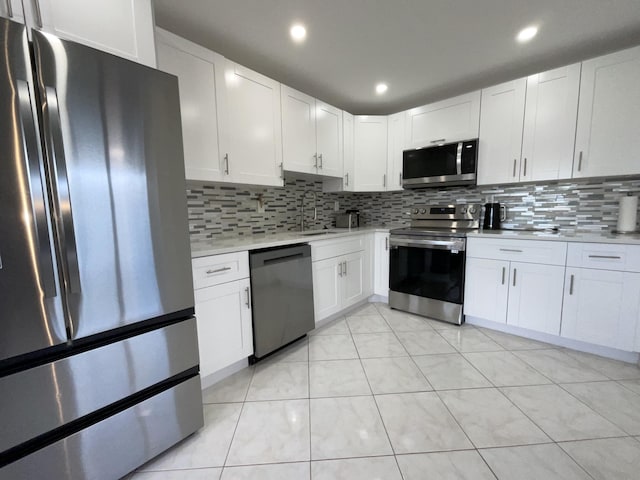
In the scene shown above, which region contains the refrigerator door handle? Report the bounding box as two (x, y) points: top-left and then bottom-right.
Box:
(42, 86), (81, 294)
(16, 80), (57, 298)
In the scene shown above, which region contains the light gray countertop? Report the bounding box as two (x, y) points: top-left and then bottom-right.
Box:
(190, 226), (395, 258)
(468, 229), (640, 245)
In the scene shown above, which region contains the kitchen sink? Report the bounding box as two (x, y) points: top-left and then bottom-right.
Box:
(299, 230), (341, 236)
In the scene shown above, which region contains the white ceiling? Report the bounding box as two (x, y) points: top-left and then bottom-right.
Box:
(154, 0), (640, 114)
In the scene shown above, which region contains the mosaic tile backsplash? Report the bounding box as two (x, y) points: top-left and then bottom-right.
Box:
(187, 177), (640, 242)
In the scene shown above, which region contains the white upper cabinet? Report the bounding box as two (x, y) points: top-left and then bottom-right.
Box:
(353, 115), (388, 191)
(224, 60), (284, 187)
(521, 64), (580, 182)
(574, 45), (640, 178)
(281, 86), (343, 178)
(281, 86), (317, 175)
(405, 91), (481, 149)
(156, 29), (226, 183)
(22, 0), (156, 66)
(477, 79), (527, 185)
(386, 112), (405, 191)
(315, 100), (343, 177)
(1, 0), (25, 23)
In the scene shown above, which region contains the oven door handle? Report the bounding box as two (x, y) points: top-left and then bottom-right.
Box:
(390, 238), (465, 251)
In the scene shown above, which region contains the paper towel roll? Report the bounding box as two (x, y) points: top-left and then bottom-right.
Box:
(617, 195), (638, 233)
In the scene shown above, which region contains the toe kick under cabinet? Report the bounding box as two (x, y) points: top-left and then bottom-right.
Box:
(192, 251), (253, 379)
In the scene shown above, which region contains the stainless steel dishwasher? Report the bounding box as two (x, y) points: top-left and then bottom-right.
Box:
(249, 244), (315, 361)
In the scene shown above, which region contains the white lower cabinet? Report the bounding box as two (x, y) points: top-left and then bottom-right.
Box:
(192, 253), (253, 378)
(464, 238), (567, 336)
(342, 252), (365, 306)
(373, 232), (390, 296)
(464, 257), (509, 323)
(507, 262), (565, 335)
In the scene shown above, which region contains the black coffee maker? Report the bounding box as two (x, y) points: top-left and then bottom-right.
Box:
(483, 203), (506, 230)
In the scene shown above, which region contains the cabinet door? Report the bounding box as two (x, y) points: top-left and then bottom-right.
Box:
(386, 112), (405, 191)
(405, 91), (481, 148)
(1, 0), (24, 23)
(477, 79), (526, 185)
(156, 30), (226, 182)
(374, 233), (390, 296)
(24, 0), (156, 67)
(342, 252), (365, 307)
(224, 61), (283, 187)
(574, 45), (640, 178)
(463, 258), (509, 323)
(316, 101), (343, 178)
(521, 64), (580, 182)
(194, 278), (253, 378)
(507, 262), (564, 335)
(353, 115), (388, 191)
(312, 257), (342, 322)
(281, 85), (317, 175)
(562, 268), (640, 351)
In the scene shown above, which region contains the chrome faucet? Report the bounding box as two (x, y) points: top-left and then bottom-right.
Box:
(300, 190), (318, 232)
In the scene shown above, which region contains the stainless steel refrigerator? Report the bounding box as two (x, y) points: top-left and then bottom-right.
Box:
(0, 18), (203, 479)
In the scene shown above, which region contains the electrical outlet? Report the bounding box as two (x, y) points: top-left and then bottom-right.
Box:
(334, 201), (340, 211)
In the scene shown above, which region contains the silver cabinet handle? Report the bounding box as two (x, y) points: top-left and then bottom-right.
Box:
(314, 153), (318, 169)
(569, 274), (574, 295)
(383, 174), (387, 188)
(577, 151), (583, 172)
(512, 268), (517, 287)
(385, 237), (389, 251)
(245, 286), (250, 308)
(343, 261), (347, 276)
(399, 172), (402, 186)
(588, 255), (621, 260)
(32, 0), (43, 28)
(523, 158), (527, 177)
(430, 138), (446, 144)
(280, 162), (284, 179)
(338, 261), (343, 277)
(206, 266), (231, 275)
(224, 153), (229, 174)
(345, 172), (349, 186)
(5, 0), (13, 17)
(318, 153), (323, 169)
(501, 266), (506, 285)
(512, 159), (517, 177)
(499, 248), (523, 253)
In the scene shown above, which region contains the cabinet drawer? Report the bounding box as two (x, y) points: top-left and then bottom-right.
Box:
(192, 251), (249, 289)
(467, 238), (567, 265)
(567, 243), (640, 272)
(311, 235), (364, 262)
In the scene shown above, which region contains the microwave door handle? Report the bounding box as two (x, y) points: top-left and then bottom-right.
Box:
(17, 80), (57, 298)
(456, 142), (462, 175)
(42, 86), (82, 296)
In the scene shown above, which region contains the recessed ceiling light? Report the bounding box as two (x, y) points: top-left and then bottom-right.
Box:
(375, 83), (388, 95)
(517, 25), (538, 43)
(290, 23), (307, 43)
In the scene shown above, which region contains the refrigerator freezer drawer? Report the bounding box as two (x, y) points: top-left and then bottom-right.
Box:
(0, 318), (199, 453)
(0, 375), (203, 480)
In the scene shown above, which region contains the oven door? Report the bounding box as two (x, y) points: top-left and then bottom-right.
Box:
(389, 236), (466, 305)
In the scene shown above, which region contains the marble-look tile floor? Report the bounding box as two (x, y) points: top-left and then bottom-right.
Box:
(129, 303), (640, 480)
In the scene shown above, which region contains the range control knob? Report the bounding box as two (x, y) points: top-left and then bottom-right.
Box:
(419, 208), (427, 214)
(412, 208), (419, 214)
(460, 207), (467, 214)
(468, 206), (477, 214)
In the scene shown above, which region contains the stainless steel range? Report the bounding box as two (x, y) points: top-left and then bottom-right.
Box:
(389, 204), (481, 325)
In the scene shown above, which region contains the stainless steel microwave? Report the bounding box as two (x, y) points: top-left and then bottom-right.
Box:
(402, 138), (478, 188)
